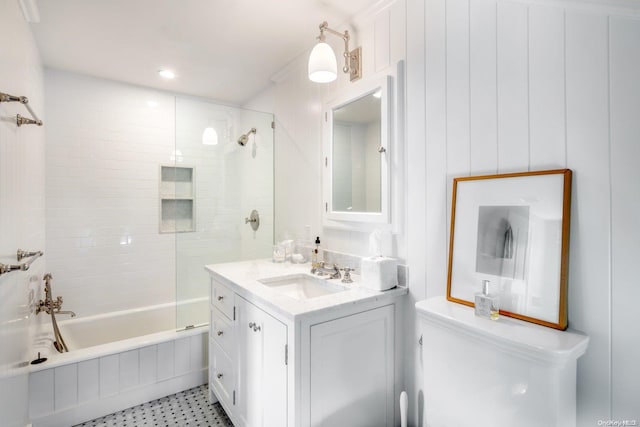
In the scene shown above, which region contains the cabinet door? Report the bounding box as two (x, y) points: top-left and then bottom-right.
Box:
(310, 305), (395, 427)
(236, 296), (288, 427)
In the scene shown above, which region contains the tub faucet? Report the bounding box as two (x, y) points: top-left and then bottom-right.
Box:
(36, 274), (73, 353)
(55, 310), (76, 317)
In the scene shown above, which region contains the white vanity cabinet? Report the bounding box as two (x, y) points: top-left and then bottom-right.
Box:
(236, 295), (288, 427)
(209, 280), (287, 427)
(307, 305), (395, 427)
(206, 260), (406, 427)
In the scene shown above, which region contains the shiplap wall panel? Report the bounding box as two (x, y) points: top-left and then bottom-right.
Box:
(375, 10), (391, 72)
(469, 0), (498, 174)
(54, 364), (78, 410)
(565, 11), (612, 423)
(425, 0), (448, 299)
(446, 0), (471, 177)
(390, 1), (407, 66)
(406, 0), (428, 422)
(408, 0), (428, 298)
(414, 0), (640, 423)
(445, 0), (472, 259)
(610, 16), (640, 419)
(496, 2), (530, 172)
(529, 5), (566, 169)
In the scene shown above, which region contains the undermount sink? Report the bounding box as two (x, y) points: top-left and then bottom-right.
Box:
(258, 274), (347, 301)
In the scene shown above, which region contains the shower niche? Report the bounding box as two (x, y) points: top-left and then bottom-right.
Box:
(160, 165), (195, 233)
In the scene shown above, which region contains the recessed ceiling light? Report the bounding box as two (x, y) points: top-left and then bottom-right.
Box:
(158, 69), (176, 79)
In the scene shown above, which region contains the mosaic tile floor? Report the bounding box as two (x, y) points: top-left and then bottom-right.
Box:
(74, 384), (234, 427)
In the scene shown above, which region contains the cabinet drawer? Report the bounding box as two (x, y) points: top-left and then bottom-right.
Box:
(210, 340), (235, 411)
(210, 308), (235, 357)
(211, 280), (234, 320)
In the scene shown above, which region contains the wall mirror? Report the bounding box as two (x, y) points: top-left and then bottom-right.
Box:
(323, 76), (391, 227)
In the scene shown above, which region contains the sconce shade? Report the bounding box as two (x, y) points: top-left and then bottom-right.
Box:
(308, 42), (338, 83)
(202, 127), (218, 145)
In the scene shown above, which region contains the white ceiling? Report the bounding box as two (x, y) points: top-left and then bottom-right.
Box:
(29, 0), (378, 105)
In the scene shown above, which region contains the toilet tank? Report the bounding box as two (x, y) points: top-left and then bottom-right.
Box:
(416, 297), (588, 427)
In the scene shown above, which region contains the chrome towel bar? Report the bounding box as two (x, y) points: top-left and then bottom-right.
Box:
(0, 249), (43, 276)
(0, 91), (43, 127)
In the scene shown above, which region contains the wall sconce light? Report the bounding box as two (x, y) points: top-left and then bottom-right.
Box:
(308, 21), (362, 83)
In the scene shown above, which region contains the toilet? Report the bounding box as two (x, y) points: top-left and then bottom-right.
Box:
(416, 297), (589, 427)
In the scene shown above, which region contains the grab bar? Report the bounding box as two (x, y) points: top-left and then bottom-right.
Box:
(0, 249), (43, 276)
(0, 91), (43, 127)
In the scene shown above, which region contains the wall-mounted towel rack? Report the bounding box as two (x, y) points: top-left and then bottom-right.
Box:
(0, 91), (43, 127)
(0, 249), (43, 275)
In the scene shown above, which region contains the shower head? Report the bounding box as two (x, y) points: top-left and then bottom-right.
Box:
(237, 127), (257, 146)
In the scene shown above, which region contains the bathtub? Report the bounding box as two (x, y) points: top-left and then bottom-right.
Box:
(28, 299), (210, 427)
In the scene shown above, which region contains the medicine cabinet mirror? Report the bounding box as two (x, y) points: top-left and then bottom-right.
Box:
(323, 75), (391, 228)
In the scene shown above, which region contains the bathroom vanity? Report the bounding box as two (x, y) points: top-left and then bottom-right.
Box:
(205, 259), (407, 427)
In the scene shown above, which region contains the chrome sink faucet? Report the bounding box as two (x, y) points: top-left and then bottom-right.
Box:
(311, 262), (341, 280)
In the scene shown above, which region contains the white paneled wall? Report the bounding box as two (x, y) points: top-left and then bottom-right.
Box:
(0, 2), (46, 426)
(609, 16), (640, 419)
(407, 0), (640, 424)
(29, 332), (208, 427)
(244, 0), (407, 259)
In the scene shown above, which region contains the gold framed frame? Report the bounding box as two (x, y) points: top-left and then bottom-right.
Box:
(446, 169), (572, 330)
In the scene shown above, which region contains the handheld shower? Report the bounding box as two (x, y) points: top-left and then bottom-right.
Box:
(237, 127), (257, 146)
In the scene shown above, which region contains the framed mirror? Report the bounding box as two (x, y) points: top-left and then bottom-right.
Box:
(323, 76), (392, 227)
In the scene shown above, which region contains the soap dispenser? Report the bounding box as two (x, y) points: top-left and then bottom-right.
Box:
(475, 280), (499, 320)
(312, 236), (322, 267)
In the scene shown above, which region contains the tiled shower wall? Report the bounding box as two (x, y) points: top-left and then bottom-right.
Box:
(45, 71), (274, 323)
(45, 70), (177, 318)
(174, 98), (274, 327)
(0, 2), (46, 425)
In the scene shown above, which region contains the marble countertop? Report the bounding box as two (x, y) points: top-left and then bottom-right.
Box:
(205, 259), (407, 320)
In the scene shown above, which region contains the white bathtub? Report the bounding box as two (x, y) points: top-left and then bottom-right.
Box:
(28, 299), (210, 427)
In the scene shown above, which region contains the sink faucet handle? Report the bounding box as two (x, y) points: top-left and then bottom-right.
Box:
(328, 263), (341, 280)
(340, 267), (354, 283)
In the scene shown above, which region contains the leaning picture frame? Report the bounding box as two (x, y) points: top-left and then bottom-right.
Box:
(446, 169), (572, 330)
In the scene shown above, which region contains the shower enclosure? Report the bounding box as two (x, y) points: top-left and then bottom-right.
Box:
(173, 97), (274, 329)
(43, 69), (274, 342)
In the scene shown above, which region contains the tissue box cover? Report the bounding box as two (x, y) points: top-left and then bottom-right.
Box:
(360, 256), (398, 291)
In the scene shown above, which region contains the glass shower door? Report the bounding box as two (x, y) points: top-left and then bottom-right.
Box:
(174, 97), (274, 329)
